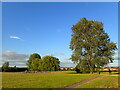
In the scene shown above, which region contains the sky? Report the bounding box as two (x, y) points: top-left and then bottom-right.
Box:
(2, 2), (118, 67)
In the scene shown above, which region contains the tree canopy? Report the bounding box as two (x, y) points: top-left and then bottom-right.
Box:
(26, 53), (60, 71)
(41, 56), (60, 71)
(2, 61), (9, 72)
(70, 18), (117, 73)
(26, 53), (41, 71)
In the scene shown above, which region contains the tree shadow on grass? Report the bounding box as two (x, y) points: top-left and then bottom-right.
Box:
(67, 71), (120, 75)
(111, 70), (120, 75)
(65, 71), (76, 74)
(66, 72), (90, 74)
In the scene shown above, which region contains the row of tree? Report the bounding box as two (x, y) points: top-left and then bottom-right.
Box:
(1, 62), (28, 72)
(26, 53), (60, 71)
(1, 53), (60, 72)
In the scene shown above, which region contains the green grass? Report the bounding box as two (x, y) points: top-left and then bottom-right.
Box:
(2, 71), (99, 88)
(75, 75), (118, 88)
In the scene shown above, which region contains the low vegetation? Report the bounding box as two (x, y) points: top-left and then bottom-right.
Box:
(75, 75), (118, 88)
(2, 71), (98, 88)
(2, 71), (119, 88)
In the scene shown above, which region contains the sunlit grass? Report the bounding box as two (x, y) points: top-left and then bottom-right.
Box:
(75, 75), (118, 88)
(2, 71), (98, 88)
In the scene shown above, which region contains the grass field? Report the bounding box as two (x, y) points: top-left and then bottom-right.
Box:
(75, 75), (118, 88)
(2, 71), (119, 88)
(2, 71), (98, 88)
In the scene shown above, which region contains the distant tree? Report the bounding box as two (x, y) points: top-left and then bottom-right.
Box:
(41, 56), (60, 71)
(13, 66), (17, 71)
(26, 53), (60, 72)
(63, 68), (67, 71)
(2, 62), (9, 72)
(70, 18), (117, 73)
(26, 53), (41, 71)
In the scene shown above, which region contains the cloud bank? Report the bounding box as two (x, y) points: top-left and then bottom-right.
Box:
(1, 51), (29, 67)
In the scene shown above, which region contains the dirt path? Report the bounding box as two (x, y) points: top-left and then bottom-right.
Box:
(64, 75), (103, 88)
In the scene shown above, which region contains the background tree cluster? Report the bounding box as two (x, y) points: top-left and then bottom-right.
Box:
(70, 18), (117, 73)
(2, 61), (9, 72)
(26, 53), (60, 71)
(1, 62), (28, 72)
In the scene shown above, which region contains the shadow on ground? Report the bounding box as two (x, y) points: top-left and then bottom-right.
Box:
(111, 72), (120, 74)
(66, 71), (120, 75)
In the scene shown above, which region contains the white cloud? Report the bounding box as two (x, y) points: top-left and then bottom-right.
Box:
(1, 50), (29, 67)
(10, 36), (21, 40)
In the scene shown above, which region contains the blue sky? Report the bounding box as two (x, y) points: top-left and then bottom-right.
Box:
(2, 2), (118, 67)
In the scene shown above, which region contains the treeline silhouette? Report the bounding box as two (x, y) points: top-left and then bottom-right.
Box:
(0, 67), (28, 72)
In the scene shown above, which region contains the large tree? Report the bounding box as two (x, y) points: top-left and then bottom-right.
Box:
(26, 53), (41, 71)
(70, 18), (117, 73)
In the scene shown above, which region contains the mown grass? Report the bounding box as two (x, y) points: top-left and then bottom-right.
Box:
(75, 75), (118, 88)
(2, 71), (99, 88)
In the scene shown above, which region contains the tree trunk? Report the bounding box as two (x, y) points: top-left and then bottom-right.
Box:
(90, 68), (94, 74)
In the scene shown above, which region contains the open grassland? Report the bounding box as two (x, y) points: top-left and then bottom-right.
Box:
(2, 71), (98, 88)
(2, 71), (119, 88)
(75, 75), (118, 88)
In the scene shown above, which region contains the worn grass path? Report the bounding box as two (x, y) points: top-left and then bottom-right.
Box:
(65, 75), (103, 88)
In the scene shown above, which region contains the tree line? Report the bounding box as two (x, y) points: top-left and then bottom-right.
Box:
(2, 54), (60, 72)
(1, 62), (28, 72)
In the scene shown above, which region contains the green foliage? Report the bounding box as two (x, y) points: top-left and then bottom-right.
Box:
(32, 58), (41, 71)
(26, 53), (60, 71)
(2, 62), (9, 72)
(75, 60), (90, 73)
(26, 53), (41, 71)
(70, 18), (117, 73)
(13, 66), (17, 71)
(41, 56), (60, 71)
